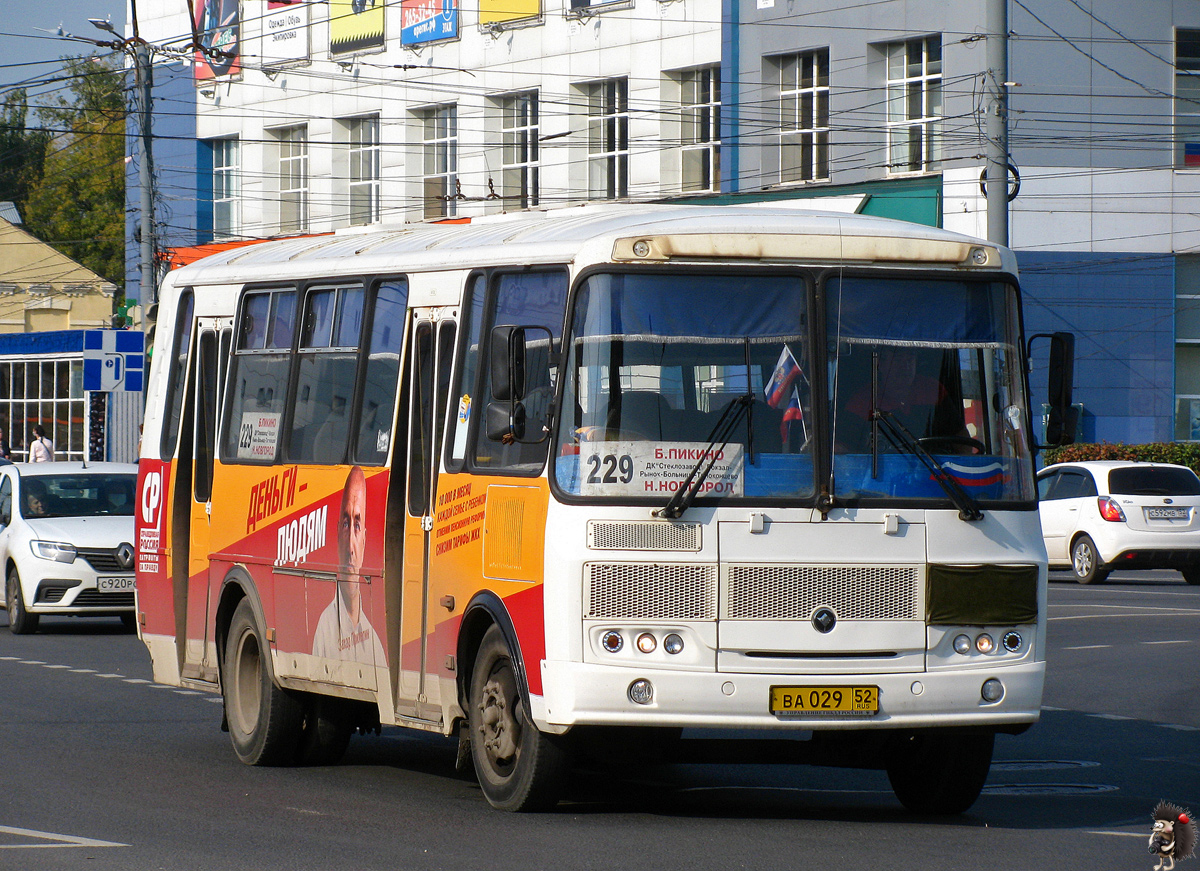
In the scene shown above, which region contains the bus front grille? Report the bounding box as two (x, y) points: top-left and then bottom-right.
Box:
(722, 564), (922, 621)
(585, 563), (717, 620)
(587, 521), (702, 551)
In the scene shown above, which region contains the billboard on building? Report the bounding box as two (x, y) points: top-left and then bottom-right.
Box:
(479, 0), (538, 26)
(194, 0), (241, 81)
(330, 0), (385, 55)
(264, 1), (310, 66)
(401, 0), (458, 45)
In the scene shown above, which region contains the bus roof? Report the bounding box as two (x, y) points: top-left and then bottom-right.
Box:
(169, 203), (1013, 286)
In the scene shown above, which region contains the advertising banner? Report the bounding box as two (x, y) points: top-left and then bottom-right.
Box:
(194, 0), (241, 81)
(479, 0), (539, 26)
(264, 0), (309, 66)
(401, 0), (458, 46)
(330, 0), (385, 56)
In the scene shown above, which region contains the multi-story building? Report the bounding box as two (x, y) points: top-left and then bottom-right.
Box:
(134, 0), (1200, 444)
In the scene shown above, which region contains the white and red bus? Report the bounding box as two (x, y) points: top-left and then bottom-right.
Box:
(135, 204), (1074, 813)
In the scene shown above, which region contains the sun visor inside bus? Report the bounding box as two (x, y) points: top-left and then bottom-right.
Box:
(828, 278), (1003, 345)
(925, 564), (1039, 626)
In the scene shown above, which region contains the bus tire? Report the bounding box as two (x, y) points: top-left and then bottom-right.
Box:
(886, 730), (993, 815)
(6, 568), (38, 635)
(223, 598), (303, 766)
(468, 624), (568, 811)
(296, 695), (354, 766)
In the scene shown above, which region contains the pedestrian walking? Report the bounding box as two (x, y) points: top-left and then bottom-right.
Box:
(29, 425), (54, 462)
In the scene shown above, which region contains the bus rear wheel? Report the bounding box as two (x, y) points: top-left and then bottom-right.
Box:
(468, 625), (568, 811)
(886, 730), (993, 815)
(223, 598), (303, 766)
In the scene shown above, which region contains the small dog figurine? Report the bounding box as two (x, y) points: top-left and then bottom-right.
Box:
(1150, 801), (1196, 871)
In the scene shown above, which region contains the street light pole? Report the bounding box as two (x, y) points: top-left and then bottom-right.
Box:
(985, 0), (1010, 247)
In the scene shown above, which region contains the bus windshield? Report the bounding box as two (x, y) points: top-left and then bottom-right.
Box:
(828, 276), (1035, 504)
(554, 271), (1035, 507)
(555, 271), (817, 501)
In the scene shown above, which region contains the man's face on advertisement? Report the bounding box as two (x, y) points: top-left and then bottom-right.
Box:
(338, 469), (366, 579)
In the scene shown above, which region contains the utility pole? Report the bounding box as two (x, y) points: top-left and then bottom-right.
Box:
(133, 39), (155, 305)
(985, 0), (1010, 247)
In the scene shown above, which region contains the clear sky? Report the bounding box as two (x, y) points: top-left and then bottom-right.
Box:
(1, 0), (128, 92)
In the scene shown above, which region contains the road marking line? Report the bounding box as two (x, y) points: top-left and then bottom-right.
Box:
(69, 669), (96, 674)
(42, 664), (72, 669)
(173, 690), (202, 696)
(1159, 724), (1200, 732)
(0, 656), (19, 660)
(95, 674), (125, 679)
(1088, 713), (1134, 721)
(1143, 639), (1190, 645)
(123, 678), (152, 684)
(1087, 831), (1145, 839)
(18, 660), (45, 665)
(0, 825), (128, 849)
(1040, 705), (1067, 711)
(1062, 644), (1111, 650)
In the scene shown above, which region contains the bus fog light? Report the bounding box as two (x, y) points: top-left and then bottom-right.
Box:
(975, 633), (995, 654)
(601, 631), (623, 653)
(981, 678), (1004, 703)
(953, 634), (972, 655)
(636, 633), (657, 654)
(664, 633), (684, 655)
(1002, 631), (1023, 652)
(628, 679), (654, 705)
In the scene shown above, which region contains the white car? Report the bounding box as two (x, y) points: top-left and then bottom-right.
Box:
(1037, 460), (1200, 585)
(0, 462), (138, 634)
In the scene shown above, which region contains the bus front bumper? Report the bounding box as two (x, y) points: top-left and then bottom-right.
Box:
(536, 660), (1045, 732)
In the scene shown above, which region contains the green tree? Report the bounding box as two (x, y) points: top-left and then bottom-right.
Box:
(0, 88), (51, 219)
(23, 55), (127, 285)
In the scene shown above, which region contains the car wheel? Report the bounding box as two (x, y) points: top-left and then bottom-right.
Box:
(6, 567), (39, 635)
(223, 598), (303, 766)
(468, 624), (569, 811)
(887, 730), (994, 815)
(1182, 569), (1200, 587)
(1071, 534), (1109, 584)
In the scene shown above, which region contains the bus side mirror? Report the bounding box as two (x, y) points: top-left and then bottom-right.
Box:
(487, 325), (554, 444)
(1029, 331), (1076, 447)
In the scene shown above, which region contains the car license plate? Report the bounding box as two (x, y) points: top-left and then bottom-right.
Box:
(97, 577), (135, 592)
(1146, 507), (1189, 520)
(770, 685), (879, 717)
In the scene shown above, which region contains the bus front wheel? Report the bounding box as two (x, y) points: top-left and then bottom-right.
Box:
(468, 625), (568, 811)
(886, 730), (993, 815)
(223, 598), (303, 766)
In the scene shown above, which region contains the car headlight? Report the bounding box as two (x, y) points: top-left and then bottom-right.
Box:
(32, 540), (77, 563)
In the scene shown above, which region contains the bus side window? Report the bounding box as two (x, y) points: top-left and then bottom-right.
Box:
(353, 279), (408, 465)
(221, 288), (296, 463)
(159, 290), (195, 459)
(471, 270), (567, 474)
(291, 285), (365, 465)
(446, 274), (487, 472)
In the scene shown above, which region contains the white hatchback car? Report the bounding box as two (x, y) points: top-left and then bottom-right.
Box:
(0, 462), (138, 633)
(1037, 460), (1200, 585)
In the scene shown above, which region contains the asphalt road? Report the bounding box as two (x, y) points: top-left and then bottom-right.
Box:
(0, 570), (1196, 870)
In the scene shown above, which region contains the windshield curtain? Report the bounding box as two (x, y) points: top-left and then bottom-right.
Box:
(827, 276), (1035, 504)
(554, 272), (816, 502)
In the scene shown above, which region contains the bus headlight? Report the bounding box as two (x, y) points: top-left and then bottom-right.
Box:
(975, 633), (995, 654)
(601, 631), (623, 653)
(663, 633), (685, 655)
(628, 679), (654, 705)
(953, 634), (972, 655)
(981, 678), (1004, 703)
(1002, 630), (1023, 652)
(636, 633), (657, 654)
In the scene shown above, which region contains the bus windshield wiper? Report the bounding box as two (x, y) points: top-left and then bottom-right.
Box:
(871, 410), (984, 522)
(654, 394), (753, 519)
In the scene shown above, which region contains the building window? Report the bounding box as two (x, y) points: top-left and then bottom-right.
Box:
(347, 116), (380, 226)
(274, 125), (308, 234)
(501, 92), (539, 209)
(0, 359), (85, 462)
(587, 79), (628, 200)
(422, 105), (457, 220)
(681, 67), (720, 192)
(777, 50), (829, 183)
(1177, 29), (1200, 168)
(885, 36), (942, 174)
(211, 137), (240, 239)
(1176, 256), (1200, 439)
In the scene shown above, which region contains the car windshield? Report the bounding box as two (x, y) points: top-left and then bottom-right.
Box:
(1108, 466), (1200, 496)
(20, 474), (136, 519)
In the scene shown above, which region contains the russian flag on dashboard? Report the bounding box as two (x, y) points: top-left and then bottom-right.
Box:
(780, 386), (806, 443)
(765, 345), (803, 409)
(1187, 143), (1200, 167)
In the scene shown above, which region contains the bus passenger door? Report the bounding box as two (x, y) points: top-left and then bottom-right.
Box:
(399, 312), (456, 720)
(182, 318), (231, 682)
